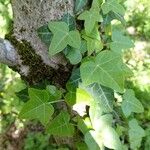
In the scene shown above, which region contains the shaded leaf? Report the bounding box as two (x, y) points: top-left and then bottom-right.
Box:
(37, 25), (52, 46)
(62, 13), (76, 30)
(129, 119), (145, 149)
(121, 89), (144, 117)
(75, 0), (88, 13)
(46, 111), (74, 136)
(46, 85), (62, 101)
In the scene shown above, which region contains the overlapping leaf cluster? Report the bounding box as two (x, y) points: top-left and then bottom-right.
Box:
(19, 0), (145, 149)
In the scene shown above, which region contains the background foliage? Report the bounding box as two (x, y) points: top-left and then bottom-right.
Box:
(0, 0), (150, 149)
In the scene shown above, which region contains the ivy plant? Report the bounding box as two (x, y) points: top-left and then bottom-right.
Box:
(18, 0), (145, 149)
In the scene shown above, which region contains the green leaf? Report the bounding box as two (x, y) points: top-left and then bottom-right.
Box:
(78, 9), (103, 34)
(102, 0), (125, 16)
(75, 0), (88, 13)
(84, 130), (101, 150)
(102, 126), (122, 149)
(103, 11), (126, 25)
(65, 68), (81, 106)
(19, 88), (54, 125)
(110, 30), (134, 53)
(82, 25), (103, 55)
(62, 13), (76, 30)
(121, 89), (144, 117)
(48, 21), (81, 56)
(77, 117), (92, 135)
(46, 111), (74, 136)
(76, 88), (93, 105)
(76, 142), (88, 150)
(66, 47), (82, 65)
(80, 51), (131, 93)
(46, 85), (62, 101)
(37, 25), (52, 46)
(88, 83), (114, 113)
(129, 119), (145, 149)
(90, 104), (113, 131)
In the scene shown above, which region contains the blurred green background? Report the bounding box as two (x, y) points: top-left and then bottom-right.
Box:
(0, 0), (150, 149)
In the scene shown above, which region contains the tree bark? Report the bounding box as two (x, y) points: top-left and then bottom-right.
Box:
(0, 0), (74, 85)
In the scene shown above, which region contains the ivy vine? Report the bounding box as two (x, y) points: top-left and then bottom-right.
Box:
(18, 0), (145, 149)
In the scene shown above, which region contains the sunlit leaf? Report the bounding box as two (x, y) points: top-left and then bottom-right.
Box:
(80, 51), (132, 93)
(48, 22), (81, 56)
(102, 126), (122, 149)
(110, 30), (134, 53)
(19, 88), (54, 125)
(82, 25), (103, 55)
(102, 0), (125, 15)
(78, 9), (103, 34)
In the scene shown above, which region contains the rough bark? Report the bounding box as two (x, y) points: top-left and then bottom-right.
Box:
(0, 0), (74, 85)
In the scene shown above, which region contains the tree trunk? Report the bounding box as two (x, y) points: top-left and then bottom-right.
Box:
(0, 0), (74, 85)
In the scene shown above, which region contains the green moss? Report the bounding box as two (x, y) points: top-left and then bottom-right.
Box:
(5, 31), (54, 85)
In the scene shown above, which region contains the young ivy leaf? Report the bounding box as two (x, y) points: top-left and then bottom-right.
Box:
(110, 30), (134, 53)
(121, 89), (144, 117)
(82, 25), (103, 55)
(46, 111), (75, 136)
(48, 22), (81, 56)
(64, 40), (87, 65)
(19, 88), (54, 126)
(78, 9), (103, 34)
(80, 51), (132, 93)
(128, 119), (145, 149)
(102, 0), (125, 16)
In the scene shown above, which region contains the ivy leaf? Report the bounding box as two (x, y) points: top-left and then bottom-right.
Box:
(19, 88), (54, 125)
(110, 31), (134, 53)
(48, 22), (81, 56)
(77, 117), (92, 135)
(62, 13), (76, 30)
(90, 105), (113, 131)
(88, 83), (114, 113)
(75, 0), (88, 13)
(46, 111), (74, 136)
(84, 130), (101, 150)
(103, 11), (126, 25)
(66, 48), (82, 65)
(78, 9), (103, 34)
(129, 119), (145, 149)
(65, 68), (81, 106)
(37, 25), (52, 46)
(102, 126), (122, 149)
(80, 51), (131, 93)
(46, 85), (62, 101)
(102, 0), (125, 16)
(121, 89), (144, 117)
(82, 25), (103, 55)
